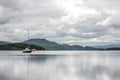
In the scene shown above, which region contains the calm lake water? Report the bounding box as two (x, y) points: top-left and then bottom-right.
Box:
(0, 51), (120, 80)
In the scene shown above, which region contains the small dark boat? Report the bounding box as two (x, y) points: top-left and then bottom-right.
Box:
(23, 48), (32, 53)
(22, 29), (32, 53)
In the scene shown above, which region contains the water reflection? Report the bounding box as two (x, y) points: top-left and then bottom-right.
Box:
(0, 51), (120, 80)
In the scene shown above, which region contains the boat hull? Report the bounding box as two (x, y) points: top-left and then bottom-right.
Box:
(22, 50), (32, 53)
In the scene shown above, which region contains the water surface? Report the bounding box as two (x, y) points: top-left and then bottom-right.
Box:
(0, 51), (120, 80)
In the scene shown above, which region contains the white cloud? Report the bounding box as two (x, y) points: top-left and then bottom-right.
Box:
(96, 17), (112, 26)
(0, 0), (120, 45)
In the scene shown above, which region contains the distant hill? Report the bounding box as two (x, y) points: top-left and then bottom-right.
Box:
(103, 47), (120, 50)
(24, 39), (98, 50)
(0, 43), (45, 50)
(0, 41), (11, 45)
(94, 44), (120, 49)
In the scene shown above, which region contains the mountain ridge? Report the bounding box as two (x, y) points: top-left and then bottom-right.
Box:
(0, 38), (119, 50)
(24, 38), (98, 50)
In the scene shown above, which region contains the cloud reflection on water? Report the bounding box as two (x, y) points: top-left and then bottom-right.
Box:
(0, 51), (120, 80)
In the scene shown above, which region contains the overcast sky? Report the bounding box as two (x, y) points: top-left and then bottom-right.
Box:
(0, 0), (120, 46)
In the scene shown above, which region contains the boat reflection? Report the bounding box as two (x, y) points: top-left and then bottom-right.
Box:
(0, 51), (120, 80)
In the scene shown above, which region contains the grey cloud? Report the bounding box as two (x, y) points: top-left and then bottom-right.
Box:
(0, 18), (9, 24)
(84, 0), (120, 10)
(110, 24), (120, 30)
(0, 0), (120, 45)
(0, 0), (23, 25)
(0, 0), (20, 10)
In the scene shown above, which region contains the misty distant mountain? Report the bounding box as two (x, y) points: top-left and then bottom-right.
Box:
(0, 41), (11, 45)
(24, 39), (97, 50)
(103, 47), (120, 50)
(94, 44), (120, 49)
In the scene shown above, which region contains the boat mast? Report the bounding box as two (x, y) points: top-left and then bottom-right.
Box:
(28, 28), (30, 48)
